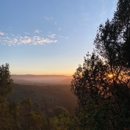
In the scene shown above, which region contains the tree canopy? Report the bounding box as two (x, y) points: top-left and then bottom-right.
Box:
(71, 0), (130, 129)
(94, 0), (130, 68)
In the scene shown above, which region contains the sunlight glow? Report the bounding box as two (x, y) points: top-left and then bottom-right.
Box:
(108, 74), (114, 78)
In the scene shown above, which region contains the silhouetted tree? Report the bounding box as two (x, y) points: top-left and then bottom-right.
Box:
(0, 63), (13, 102)
(71, 2), (130, 127)
(71, 53), (130, 129)
(94, 0), (130, 68)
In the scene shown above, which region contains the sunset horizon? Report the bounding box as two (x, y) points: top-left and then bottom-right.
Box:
(1, 0), (130, 129)
(11, 73), (72, 76)
(0, 0), (118, 78)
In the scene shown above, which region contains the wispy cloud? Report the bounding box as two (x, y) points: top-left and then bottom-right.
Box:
(59, 35), (69, 39)
(44, 16), (53, 20)
(0, 31), (57, 46)
(0, 31), (5, 36)
(34, 29), (41, 34)
(20, 36), (31, 44)
(32, 36), (57, 45)
(48, 34), (56, 38)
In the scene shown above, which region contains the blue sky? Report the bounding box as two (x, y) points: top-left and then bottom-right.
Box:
(0, 0), (118, 75)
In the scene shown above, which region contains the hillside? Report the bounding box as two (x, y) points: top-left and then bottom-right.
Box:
(9, 83), (77, 112)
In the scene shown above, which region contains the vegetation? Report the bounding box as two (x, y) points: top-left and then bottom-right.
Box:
(0, 0), (130, 129)
(94, 0), (130, 68)
(71, 0), (130, 129)
(9, 83), (77, 112)
(0, 64), (79, 130)
(0, 63), (13, 102)
(71, 53), (130, 129)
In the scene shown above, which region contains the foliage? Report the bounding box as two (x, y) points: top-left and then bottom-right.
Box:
(0, 98), (80, 130)
(51, 112), (80, 130)
(94, 0), (130, 68)
(1, 0), (130, 129)
(71, 53), (130, 129)
(53, 106), (69, 116)
(10, 83), (77, 112)
(0, 63), (13, 102)
(0, 63), (79, 130)
(0, 99), (50, 130)
(71, 0), (130, 129)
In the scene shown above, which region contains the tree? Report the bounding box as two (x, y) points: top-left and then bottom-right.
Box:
(94, 0), (130, 68)
(0, 63), (13, 102)
(71, 0), (130, 129)
(53, 106), (68, 116)
(71, 53), (130, 129)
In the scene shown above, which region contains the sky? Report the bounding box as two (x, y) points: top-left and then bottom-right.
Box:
(0, 0), (118, 75)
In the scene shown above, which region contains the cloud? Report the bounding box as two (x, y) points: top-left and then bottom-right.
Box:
(20, 36), (31, 44)
(34, 29), (41, 34)
(44, 16), (53, 20)
(0, 31), (5, 36)
(0, 31), (57, 46)
(59, 35), (69, 39)
(32, 36), (57, 45)
(48, 34), (56, 38)
(13, 38), (18, 43)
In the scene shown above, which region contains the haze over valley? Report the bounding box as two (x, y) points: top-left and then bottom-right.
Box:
(1, 0), (130, 129)
(11, 74), (72, 85)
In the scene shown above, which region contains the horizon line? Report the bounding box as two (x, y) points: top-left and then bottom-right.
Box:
(11, 74), (72, 77)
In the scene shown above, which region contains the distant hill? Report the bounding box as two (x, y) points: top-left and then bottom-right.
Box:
(11, 74), (70, 78)
(11, 74), (72, 84)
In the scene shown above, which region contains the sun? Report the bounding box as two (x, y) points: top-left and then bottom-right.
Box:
(108, 74), (114, 78)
